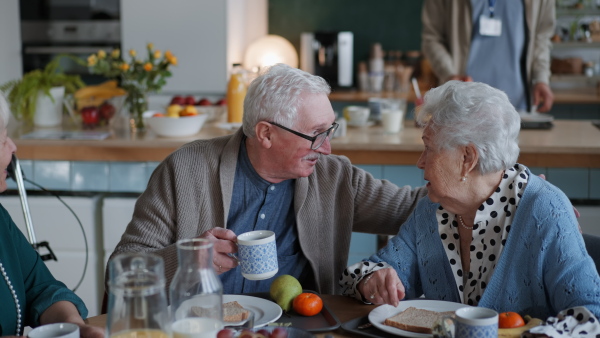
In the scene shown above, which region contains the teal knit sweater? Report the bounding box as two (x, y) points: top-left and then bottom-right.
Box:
(371, 172), (600, 319)
(0, 205), (87, 335)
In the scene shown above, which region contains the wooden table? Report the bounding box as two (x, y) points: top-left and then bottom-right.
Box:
(85, 295), (376, 337)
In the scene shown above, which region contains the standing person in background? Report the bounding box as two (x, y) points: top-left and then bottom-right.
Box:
(421, 0), (555, 112)
(0, 94), (103, 337)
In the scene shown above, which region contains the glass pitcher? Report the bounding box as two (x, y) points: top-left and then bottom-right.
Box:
(169, 238), (224, 338)
(106, 253), (170, 338)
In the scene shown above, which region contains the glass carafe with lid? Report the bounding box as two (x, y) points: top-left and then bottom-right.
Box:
(106, 253), (170, 338)
(169, 238), (224, 338)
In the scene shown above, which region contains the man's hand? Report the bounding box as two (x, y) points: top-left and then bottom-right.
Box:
(358, 268), (405, 307)
(533, 82), (554, 113)
(198, 228), (238, 274)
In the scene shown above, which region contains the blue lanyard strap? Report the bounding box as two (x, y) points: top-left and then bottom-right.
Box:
(488, 0), (496, 18)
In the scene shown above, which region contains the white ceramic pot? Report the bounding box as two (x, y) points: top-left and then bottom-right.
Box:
(34, 86), (65, 127)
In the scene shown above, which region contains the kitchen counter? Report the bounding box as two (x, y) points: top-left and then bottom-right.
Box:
(11, 119), (600, 168)
(329, 87), (600, 104)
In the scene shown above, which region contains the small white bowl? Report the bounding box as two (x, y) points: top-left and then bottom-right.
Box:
(146, 114), (207, 137)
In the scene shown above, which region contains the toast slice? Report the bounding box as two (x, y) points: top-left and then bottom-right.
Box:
(383, 306), (455, 334)
(223, 301), (250, 322)
(190, 301), (250, 322)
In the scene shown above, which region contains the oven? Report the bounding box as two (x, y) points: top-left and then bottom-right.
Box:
(20, 0), (121, 84)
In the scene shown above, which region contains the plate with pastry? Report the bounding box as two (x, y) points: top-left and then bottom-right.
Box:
(368, 299), (470, 337)
(223, 295), (282, 328)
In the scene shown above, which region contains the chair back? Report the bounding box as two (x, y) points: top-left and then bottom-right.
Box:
(583, 233), (600, 272)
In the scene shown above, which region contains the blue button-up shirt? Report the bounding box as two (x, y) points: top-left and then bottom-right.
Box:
(220, 138), (311, 293)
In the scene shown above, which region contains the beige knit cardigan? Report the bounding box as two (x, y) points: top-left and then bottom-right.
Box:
(109, 129), (427, 294)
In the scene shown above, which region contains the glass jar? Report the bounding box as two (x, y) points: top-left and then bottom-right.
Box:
(106, 253), (170, 338)
(169, 238), (224, 338)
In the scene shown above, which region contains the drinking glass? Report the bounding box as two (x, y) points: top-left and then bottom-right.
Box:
(170, 238), (224, 338)
(106, 253), (170, 338)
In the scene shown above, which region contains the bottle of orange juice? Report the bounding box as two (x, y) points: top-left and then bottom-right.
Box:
(226, 63), (247, 123)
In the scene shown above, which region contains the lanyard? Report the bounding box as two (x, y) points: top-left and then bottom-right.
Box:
(488, 0), (497, 18)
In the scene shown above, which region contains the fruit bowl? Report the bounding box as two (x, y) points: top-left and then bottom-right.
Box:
(145, 112), (208, 137)
(64, 94), (127, 128)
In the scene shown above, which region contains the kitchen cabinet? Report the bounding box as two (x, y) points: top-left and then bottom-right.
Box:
(121, 0), (267, 95)
(0, 0), (22, 86)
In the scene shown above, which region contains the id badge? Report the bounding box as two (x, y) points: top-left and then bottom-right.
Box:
(479, 15), (502, 36)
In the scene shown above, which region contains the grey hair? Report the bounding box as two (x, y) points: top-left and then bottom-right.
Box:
(0, 92), (10, 131)
(415, 80), (520, 174)
(242, 63), (331, 137)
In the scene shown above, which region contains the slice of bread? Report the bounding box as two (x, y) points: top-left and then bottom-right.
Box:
(223, 301), (250, 322)
(384, 306), (455, 334)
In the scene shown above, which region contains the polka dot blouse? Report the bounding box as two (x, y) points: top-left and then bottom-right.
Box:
(438, 163), (529, 305)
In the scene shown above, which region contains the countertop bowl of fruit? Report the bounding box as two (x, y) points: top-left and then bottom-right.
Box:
(145, 105), (208, 137)
(64, 81), (127, 129)
(170, 95), (227, 122)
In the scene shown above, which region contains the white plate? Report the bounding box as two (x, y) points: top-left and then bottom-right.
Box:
(368, 299), (470, 337)
(519, 112), (554, 122)
(223, 295), (282, 328)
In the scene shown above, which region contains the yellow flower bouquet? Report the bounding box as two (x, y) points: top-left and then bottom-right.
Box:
(85, 43), (177, 129)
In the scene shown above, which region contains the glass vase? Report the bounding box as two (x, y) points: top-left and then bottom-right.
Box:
(125, 86), (148, 132)
(169, 238), (224, 338)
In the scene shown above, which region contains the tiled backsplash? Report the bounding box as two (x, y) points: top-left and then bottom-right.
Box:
(8, 160), (160, 193)
(7, 160), (600, 199)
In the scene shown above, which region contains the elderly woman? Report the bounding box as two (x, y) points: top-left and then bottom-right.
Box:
(340, 81), (600, 319)
(0, 94), (104, 337)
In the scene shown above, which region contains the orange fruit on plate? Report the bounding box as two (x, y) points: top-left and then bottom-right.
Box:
(292, 292), (323, 316)
(499, 312), (525, 328)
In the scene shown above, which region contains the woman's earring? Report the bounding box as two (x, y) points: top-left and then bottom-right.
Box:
(461, 176), (467, 182)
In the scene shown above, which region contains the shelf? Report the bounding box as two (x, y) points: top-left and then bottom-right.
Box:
(556, 8), (600, 16)
(552, 41), (600, 49)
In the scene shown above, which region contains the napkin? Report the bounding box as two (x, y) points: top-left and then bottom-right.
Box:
(523, 307), (600, 337)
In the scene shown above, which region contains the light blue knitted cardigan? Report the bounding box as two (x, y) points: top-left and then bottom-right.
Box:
(370, 171), (600, 319)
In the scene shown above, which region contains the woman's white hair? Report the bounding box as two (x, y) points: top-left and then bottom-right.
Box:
(415, 80), (520, 174)
(242, 63), (331, 137)
(0, 93), (10, 131)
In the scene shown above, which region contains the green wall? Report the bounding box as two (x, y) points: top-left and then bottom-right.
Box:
(268, 0), (424, 76)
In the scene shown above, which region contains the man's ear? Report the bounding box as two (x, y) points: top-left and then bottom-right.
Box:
(255, 121), (274, 149)
(463, 143), (479, 175)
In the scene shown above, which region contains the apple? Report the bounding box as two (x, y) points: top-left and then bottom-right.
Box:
(99, 102), (116, 121)
(170, 95), (185, 105)
(196, 98), (212, 106)
(80, 106), (100, 127)
(215, 98), (227, 106)
(184, 95), (196, 106)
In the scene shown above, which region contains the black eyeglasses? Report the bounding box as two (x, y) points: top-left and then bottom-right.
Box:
(269, 121), (339, 150)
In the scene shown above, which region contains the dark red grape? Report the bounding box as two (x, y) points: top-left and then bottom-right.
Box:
(216, 329), (235, 338)
(270, 327), (288, 338)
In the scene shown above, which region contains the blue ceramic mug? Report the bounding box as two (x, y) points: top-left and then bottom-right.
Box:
(237, 230), (278, 280)
(444, 307), (498, 338)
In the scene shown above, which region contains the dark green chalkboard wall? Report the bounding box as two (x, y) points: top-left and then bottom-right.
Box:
(268, 0), (424, 77)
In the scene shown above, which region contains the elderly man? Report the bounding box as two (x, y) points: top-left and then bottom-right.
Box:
(109, 64), (427, 295)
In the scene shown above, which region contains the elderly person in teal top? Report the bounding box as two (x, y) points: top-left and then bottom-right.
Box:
(0, 94), (103, 337)
(340, 81), (600, 319)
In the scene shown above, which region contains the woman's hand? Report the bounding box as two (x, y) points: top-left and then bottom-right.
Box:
(78, 324), (104, 338)
(197, 228), (238, 274)
(358, 268), (405, 307)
